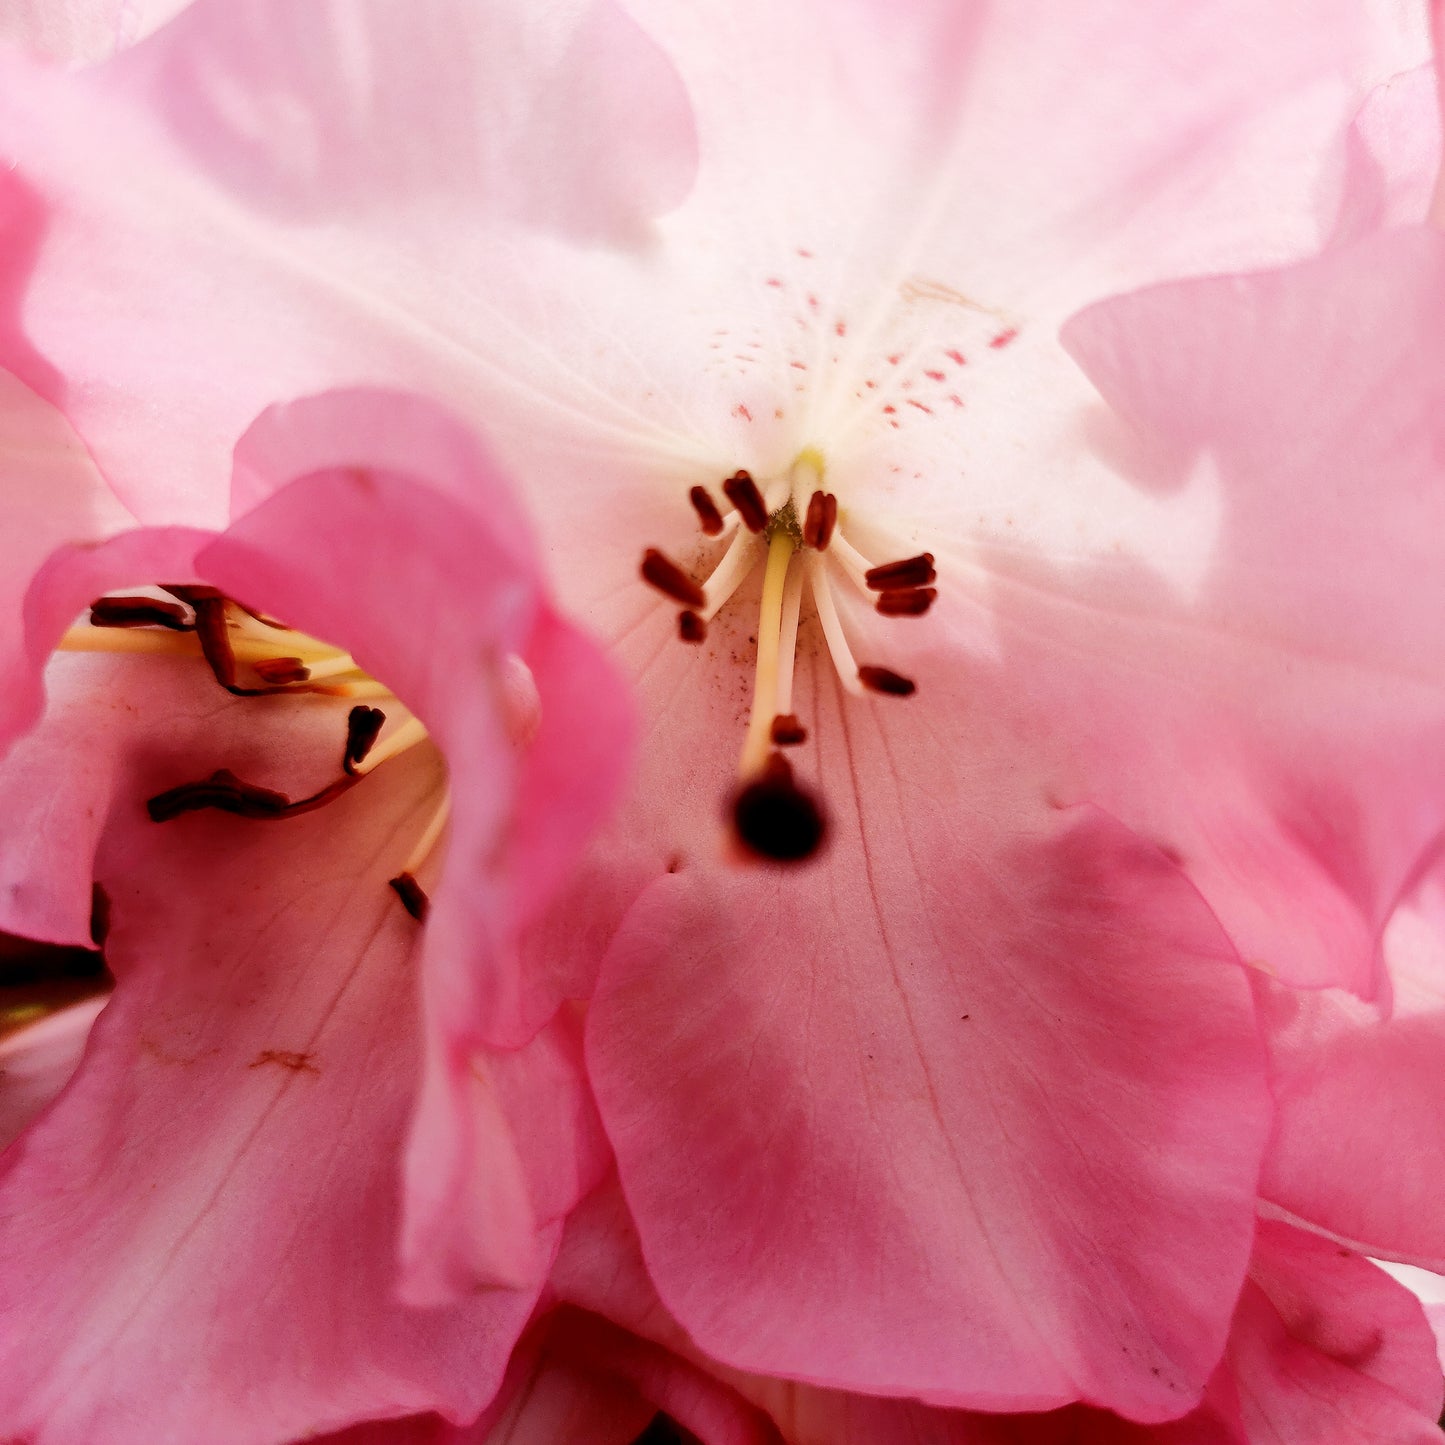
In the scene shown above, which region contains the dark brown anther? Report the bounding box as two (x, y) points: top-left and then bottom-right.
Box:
(344, 706), (387, 774)
(252, 656), (311, 685)
(88, 596), (193, 630)
(389, 872), (430, 922)
(802, 490), (837, 550)
(770, 713), (807, 745)
(147, 768), (356, 823)
(876, 587), (937, 618)
(689, 485), (725, 536)
(641, 548), (706, 609)
(678, 611), (707, 644)
(864, 553), (936, 591)
(731, 752), (826, 863)
(858, 665), (917, 697)
(160, 586), (312, 697)
(722, 470), (769, 532)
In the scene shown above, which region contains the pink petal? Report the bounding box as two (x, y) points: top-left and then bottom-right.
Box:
(1218, 1224), (1445, 1445)
(588, 788), (1269, 1416)
(0, 0), (696, 523)
(1060, 225), (1445, 996)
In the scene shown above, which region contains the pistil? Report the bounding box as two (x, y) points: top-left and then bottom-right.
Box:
(739, 529), (798, 780)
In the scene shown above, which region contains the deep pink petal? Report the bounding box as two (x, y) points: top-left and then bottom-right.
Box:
(197, 389), (632, 1294)
(588, 793), (1268, 1417)
(1060, 225), (1445, 996)
(0, 0), (696, 523)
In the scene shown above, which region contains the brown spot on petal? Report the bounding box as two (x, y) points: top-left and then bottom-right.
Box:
(250, 1049), (319, 1074)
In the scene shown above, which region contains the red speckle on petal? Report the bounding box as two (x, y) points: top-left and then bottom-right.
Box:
(733, 403), (753, 421)
(949, 394), (964, 407)
(835, 320), (847, 337)
(865, 379), (878, 389)
(791, 361), (808, 371)
(924, 370), (946, 382)
(946, 348), (966, 365)
(887, 353), (902, 365)
(990, 328), (1018, 349)
(766, 277), (784, 288)
(882, 404), (897, 415)
(907, 399), (934, 414)
(796, 247), (814, 259)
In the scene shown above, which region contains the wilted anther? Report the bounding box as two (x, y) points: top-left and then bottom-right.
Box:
(637, 451), (931, 863)
(61, 589), (442, 919)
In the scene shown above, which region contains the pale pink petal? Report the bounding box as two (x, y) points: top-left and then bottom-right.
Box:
(1254, 865), (1445, 1266)
(0, 0), (192, 63)
(0, 526), (211, 944)
(1330, 65), (1442, 243)
(197, 390), (632, 1296)
(0, 994), (104, 1151)
(0, 0), (696, 523)
(588, 784), (1268, 1416)
(0, 371), (131, 747)
(1060, 225), (1445, 996)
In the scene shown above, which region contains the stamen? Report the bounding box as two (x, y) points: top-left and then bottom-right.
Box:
(738, 530), (797, 778)
(700, 528), (762, 621)
(252, 656), (311, 684)
(388, 873), (430, 922)
(865, 554), (936, 591)
(775, 552), (806, 715)
(722, 470), (769, 532)
(88, 596), (193, 631)
(640, 548), (706, 609)
(162, 585), (295, 697)
(876, 587), (937, 618)
(689, 484), (725, 536)
(349, 714), (428, 777)
(343, 705), (387, 774)
(771, 714), (807, 745)
(858, 665), (917, 697)
(146, 768), (355, 823)
(802, 490), (838, 550)
(678, 610), (707, 643)
(808, 555), (865, 697)
(731, 752), (826, 863)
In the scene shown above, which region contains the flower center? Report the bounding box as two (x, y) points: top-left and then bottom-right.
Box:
(638, 451), (935, 864)
(59, 587), (444, 919)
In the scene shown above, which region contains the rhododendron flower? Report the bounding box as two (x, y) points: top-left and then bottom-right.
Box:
(0, 378), (632, 1442)
(1, 0), (1442, 1438)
